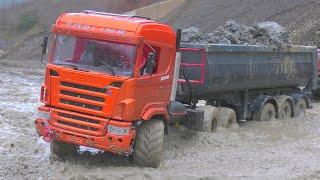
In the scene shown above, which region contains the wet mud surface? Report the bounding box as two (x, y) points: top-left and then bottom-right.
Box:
(1, 60), (320, 179)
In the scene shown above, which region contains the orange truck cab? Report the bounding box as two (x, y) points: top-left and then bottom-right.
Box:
(35, 11), (181, 167)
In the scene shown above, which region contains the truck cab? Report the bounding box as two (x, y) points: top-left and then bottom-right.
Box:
(35, 11), (177, 167)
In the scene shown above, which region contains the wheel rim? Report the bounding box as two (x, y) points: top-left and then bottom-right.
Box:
(282, 102), (291, 119)
(284, 106), (290, 118)
(211, 118), (218, 131)
(261, 110), (274, 121)
(266, 110), (273, 121)
(260, 103), (275, 121)
(298, 103), (306, 116)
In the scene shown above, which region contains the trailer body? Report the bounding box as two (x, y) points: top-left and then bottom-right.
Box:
(177, 44), (317, 119)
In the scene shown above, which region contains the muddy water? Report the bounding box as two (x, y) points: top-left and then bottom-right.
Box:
(0, 60), (320, 179)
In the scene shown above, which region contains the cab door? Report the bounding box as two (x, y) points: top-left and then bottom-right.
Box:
(135, 44), (173, 120)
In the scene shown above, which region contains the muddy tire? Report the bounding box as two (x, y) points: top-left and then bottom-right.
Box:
(279, 100), (292, 120)
(295, 98), (307, 117)
(50, 140), (78, 158)
(276, 95), (293, 120)
(133, 119), (164, 168)
(196, 106), (219, 132)
(217, 107), (238, 129)
(252, 103), (276, 121)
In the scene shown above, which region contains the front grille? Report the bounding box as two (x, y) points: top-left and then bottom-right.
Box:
(58, 112), (100, 124)
(61, 90), (105, 102)
(60, 81), (106, 112)
(60, 99), (103, 111)
(57, 120), (99, 131)
(61, 81), (108, 93)
(52, 110), (108, 135)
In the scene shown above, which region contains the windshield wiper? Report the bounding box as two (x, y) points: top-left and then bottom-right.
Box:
(94, 58), (116, 76)
(53, 62), (90, 72)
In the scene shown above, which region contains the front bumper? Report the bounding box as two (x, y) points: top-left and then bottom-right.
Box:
(35, 106), (136, 154)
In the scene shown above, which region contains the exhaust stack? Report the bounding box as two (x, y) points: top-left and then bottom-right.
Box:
(170, 29), (182, 101)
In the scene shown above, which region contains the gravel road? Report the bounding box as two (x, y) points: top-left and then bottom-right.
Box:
(1, 60), (320, 179)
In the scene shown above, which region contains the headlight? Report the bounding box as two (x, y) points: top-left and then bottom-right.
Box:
(107, 125), (130, 135)
(37, 110), (50, 120)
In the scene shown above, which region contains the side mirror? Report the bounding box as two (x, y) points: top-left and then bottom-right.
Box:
(41, 35), (49, 64)
(145, 52), (156, 74)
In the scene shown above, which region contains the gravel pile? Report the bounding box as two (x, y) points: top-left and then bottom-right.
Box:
(0, 50), (5, 57)
(181, 20), (291, 46)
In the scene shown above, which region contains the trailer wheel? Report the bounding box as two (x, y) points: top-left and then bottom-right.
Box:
(276, 95), (293, 120)
(133, 119), (164, 168)
(279, 100), (293, 120)
(295, 98), (307, 117)
(50, 140), (78, 158)
(252, 103), (276, 121)
(217, 107), (238, 129)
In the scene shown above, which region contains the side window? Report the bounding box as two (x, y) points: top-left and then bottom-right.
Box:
(156, 47), (171, 74)
(140, 44), (161, 76)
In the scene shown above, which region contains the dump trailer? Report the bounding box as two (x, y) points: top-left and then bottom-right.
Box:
(35, 11), (317, 168)
(177, 44), (317, 120)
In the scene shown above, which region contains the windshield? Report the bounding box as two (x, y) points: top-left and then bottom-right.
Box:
(53, 35), (137, 77)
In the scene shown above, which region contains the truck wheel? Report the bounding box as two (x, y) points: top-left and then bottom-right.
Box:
(217, 107), (238, 129)
(252, 103), (276, 121)
(133, 119), (164, 168)
(279, 101), (292, 120)
(50, 140), (78, 158)
(295, 98), (307, 117)
(196, 105), (219, 132)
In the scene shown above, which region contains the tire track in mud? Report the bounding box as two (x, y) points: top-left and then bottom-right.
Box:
(1, 60), (320, 179)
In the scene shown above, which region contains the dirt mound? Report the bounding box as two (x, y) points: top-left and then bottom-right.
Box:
(182, 20), (290, 46)
(163, 0), (320, 46)
(1, 33), (43, 60)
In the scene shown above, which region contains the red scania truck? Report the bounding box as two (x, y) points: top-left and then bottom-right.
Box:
(35, 11), (317, 167)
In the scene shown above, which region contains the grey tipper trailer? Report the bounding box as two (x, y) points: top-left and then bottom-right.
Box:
(176, 44), (318, 121)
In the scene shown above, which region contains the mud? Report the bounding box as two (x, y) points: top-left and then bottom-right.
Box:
(1, 59), (320, 179)
(181, 20), (291, 46)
